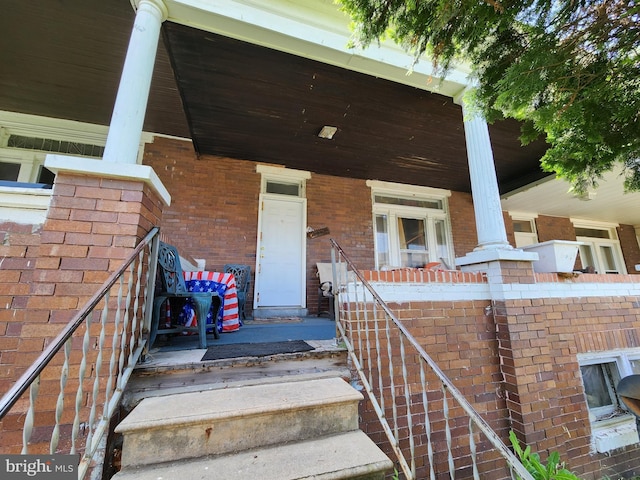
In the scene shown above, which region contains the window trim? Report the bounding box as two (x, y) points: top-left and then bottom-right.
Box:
(578, 349), (640, 453)
(572, 220), (627, 274)
(367, 180), (453, 269)
(509, 212), (539, 248)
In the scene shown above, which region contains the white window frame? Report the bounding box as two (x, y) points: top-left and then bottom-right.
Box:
(572, 220), (627, 274)
(509, 212), (538, 248)
(0, 148), (49, 183)
(578, 349), (640, 453)
(367, 180), (453, 270)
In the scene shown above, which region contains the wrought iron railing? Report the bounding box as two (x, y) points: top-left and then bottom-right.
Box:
(329, 239), (534, 480)
(0, 227), (160, 479)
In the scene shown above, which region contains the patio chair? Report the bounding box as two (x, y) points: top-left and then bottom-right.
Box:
(224, 264), (251, 320)
(150, 241), (222, 349)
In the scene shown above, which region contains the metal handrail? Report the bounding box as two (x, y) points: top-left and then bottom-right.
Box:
(330, 239), (534, 480)
(0, 226), (160, 479)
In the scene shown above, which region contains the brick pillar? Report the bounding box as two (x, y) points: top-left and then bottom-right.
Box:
(0, 156), (169, 452)
(483, 260), (559, 456)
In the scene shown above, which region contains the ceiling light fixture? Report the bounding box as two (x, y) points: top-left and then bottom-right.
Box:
(318, 126), (337, 139)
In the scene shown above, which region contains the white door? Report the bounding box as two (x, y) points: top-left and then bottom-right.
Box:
(255, 195), (306, 307)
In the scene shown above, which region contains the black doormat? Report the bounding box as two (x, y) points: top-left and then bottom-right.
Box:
(201, 340), (314, 361)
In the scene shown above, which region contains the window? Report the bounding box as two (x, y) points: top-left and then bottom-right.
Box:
(579, 350), (640, 452)
(510, 214), (538, 247)
(0, 113), (109, 187)
(368, 181), (453, 269)
(257, 165), (309, 197)
(573, 222), (626, 274)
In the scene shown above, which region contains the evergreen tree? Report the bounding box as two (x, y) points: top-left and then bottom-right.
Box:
(339, 0), (640, 193)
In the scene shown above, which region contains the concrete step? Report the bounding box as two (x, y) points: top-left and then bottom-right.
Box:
(122, 343), (350, 409)
(112, 430), (393, 480)
(115, 376), (363, 469)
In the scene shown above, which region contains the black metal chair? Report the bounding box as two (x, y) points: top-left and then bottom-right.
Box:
(223, 264), (251, 320)
(150, 242), (222, 349)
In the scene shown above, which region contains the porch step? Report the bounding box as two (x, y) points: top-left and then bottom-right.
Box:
(115, 377), (367, 468)
(111, 430), (391, 480)
(122, 341), (349, 408)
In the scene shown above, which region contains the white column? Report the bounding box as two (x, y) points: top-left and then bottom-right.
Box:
(103, 0), (168, 164)
(459, 96), (511, 251)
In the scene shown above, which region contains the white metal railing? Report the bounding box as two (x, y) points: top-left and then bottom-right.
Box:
(329, 239), (534, 480)
(0, 227), (160, 479)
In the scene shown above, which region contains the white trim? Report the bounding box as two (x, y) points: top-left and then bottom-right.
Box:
(164, 0), (471, 98)
(366, 179), (451, 199)
(0, 111), (155, 164)
(571, 218), (620, 229)
(256, 164), (311, 181)
(45, 154), (171, 206)
(0, 187), (52, 225)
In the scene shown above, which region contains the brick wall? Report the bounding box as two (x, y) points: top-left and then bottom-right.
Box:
(352, 291), (640, 480)
(619, 224), (640, 274)
(0, 221), (42, 391)
(535, 215), (577, 243)
(0, 172), (164, 454)
(448, 191), (479, 257)
(143, 138), (379, 315)
(354, 298), (512, 479)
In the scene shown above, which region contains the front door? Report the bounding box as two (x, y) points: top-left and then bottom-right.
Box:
(254, 194), (306, 308)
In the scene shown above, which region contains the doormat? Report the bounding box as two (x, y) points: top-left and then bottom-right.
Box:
(247, 317), (303, 324)
(201, 340), (314, 361)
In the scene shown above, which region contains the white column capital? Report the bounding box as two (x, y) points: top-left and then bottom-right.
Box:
(133, 0), (169, 22)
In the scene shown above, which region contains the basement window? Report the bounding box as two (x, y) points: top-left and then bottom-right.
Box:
(579, 351), (640, 453)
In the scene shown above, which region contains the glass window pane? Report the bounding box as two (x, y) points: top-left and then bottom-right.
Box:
(581, 364), (613, 409)
(579, 245), (597, 272)
(513, 220), (533, 233)
(599, 245), (618, 273)
(575, 227), (610, 239)
(398, 217), (428, 268)
(630, 359), (640, 375)
(37, 166), (55, 185)
(266, 181), (299, 196)
(375, 215), (390, 268)
(0, 162), (21, 181)
(434, 219), (450, 263)
(374, 195), (442, 210)
(398, 218), (426, 250)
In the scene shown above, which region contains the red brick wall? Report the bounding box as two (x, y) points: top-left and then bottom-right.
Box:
(448, 191), (479, 256)
(619, 224), (640, 274)
(496, 295), (640, 479)
(143, 138), (378, 315)
(0, 222), (42, 389)
(352, 293), (640, 480)
(0, 172), (164, 453)
(353, 299), (512, 479)
(535, 215), (577, 243)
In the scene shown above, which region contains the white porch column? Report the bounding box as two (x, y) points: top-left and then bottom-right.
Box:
(459, 97), (511, 251)
(455, 91), (537, 269)
(103, 0), (168, 164)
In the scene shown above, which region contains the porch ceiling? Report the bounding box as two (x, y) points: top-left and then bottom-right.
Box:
(161, 22), (549, 194)
(0, 0), (548, 195)
(2, 1), (638, 226)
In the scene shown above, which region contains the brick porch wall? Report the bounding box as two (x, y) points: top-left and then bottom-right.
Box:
(0, 172), (164, 453)
(352, 273), (640, 479)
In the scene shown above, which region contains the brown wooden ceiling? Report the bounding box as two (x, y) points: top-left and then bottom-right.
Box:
(1, 0), (549, 194)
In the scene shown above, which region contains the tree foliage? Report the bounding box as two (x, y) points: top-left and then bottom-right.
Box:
(338, 0), (640, 193)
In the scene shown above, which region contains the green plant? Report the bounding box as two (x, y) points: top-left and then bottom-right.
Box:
(509, 431), (582, 480)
